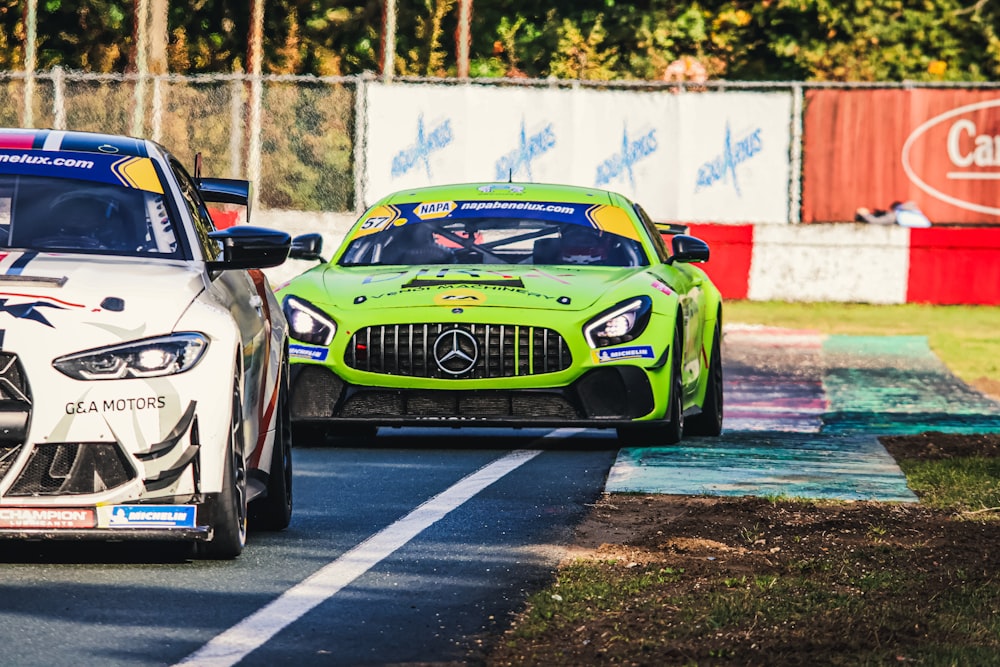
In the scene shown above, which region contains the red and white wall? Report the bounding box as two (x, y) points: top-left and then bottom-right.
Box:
(689, 223), (1000, 305)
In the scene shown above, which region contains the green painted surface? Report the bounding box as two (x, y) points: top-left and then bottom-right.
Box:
(606, 433), (918, 502)
(606, 333), (1000, 501)
(822, 335), (1000, 435)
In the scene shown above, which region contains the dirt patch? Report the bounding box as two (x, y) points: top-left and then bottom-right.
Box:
(486, 433), (1000, 666)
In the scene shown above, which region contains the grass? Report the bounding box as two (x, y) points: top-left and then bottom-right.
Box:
(724, 300), (1000, 389)
(489, 301), (1000, 666)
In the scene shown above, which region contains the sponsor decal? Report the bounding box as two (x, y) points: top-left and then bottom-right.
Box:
(902, 99), (1000, 216)
(593, 345), (656, 363)
(391, 114), (454, 179)
(495, 119), (556, 181)
(0, 292), (87, 327)
(0, 150), (164, 193)
(478, 184), (524, 194)
(414, 201), (457, 219)
(457, 200), (576, 216)
(65, 396), (166, 415)
(433, 289), (486, 306)
(0, 507), (96, 529)
(290, 343), (329, 361)
(694, 121), (763, 197)
(595, 125), (658, 190)
(651, 280), (673, 296)
(108, 505), (196, 529)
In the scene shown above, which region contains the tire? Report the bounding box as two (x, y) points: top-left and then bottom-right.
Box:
(685, 318), (724, 437)
(617, 325), (684, 446)
(197, 377), (248, 559)
(249, 357), (293, 530)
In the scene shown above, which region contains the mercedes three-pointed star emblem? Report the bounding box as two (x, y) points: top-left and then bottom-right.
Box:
(432, 328), (479, 375)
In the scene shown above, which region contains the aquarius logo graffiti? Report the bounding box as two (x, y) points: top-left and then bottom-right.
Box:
(695, 121), (763, 197)
(494, 119), (557, 181)
(391, 114), (454, 179)
(595, 126), (658, 190)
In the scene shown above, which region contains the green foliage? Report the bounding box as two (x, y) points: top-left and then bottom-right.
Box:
(2, 0), (998, 81)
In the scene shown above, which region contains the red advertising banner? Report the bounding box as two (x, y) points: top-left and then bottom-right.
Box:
(802, 89), (1000, 225)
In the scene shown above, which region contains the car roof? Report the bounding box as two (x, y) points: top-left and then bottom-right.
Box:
(379, 182), (621, 206)
(0, 128), (153, 158)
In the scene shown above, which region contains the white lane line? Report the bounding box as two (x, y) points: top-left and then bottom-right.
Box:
(172, 442), (562, 667)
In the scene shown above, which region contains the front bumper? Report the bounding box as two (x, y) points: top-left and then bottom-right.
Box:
(289, 364), (658, 427)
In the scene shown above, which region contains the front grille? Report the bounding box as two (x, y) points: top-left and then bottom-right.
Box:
(0, 352), (30, 402)
(345, 323), (572, 379)
(340, 390), (580, 420)
(289, 365), (346, 418)
(6, 443), (135, 496)
(0, 444), (22, 480)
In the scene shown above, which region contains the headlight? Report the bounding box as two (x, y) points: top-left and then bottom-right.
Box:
(583, 297), (652, 348)
(53, 333), (208, 380)
(283, 295), (335, 345)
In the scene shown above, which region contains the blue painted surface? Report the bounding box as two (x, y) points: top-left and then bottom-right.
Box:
(605, 332), (999, 501)
(606, 432), (917, 501)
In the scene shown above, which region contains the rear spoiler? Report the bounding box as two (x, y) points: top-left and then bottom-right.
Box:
(197, 178), (253, 226)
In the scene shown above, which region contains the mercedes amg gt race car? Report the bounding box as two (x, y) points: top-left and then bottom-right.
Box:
(0, 128), (293, 558)
(277, 182), (723, 445)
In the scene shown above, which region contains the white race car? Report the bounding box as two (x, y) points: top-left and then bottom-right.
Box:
(0, 128), (293, 558)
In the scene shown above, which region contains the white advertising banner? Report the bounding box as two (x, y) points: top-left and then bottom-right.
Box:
(675, 92), (794, 223)
(365, 83), (792, 223)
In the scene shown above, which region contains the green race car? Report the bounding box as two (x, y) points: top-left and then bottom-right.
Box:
(276, 182), (723, 445)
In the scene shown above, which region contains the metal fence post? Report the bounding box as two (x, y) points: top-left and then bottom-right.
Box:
(353, 73), (371, 214)
(789, 83), (804, 224)
(52, 66), (66, 130)
(230, 77), (244, 178)
(248, 72), (263, 213)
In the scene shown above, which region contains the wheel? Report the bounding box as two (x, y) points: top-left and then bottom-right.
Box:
(197, 377), (248, 559)
(617, 325), (684, 446)
(685, 318), (724, 437)
(249, 357), (293, 530)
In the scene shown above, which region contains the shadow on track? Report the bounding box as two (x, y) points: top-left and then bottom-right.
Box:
(294, 425), (623, 453)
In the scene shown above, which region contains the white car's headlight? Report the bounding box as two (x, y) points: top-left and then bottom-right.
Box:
(583, 297), (653, 348)
(283, 296), (336, 345)
(53, 333), (209, 380)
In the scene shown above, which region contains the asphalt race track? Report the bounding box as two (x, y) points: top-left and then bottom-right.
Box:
(1, 326), (997, 666)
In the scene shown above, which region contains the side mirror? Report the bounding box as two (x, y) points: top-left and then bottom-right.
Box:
(207, 226), (291, 270)
(289, 233), (327, 263)
(667, 234), (710, 265)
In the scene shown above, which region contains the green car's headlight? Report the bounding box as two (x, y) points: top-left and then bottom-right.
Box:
(53, 333), (209, 380)
(284, 295), (336, 345)
(583, 297), (653, 348)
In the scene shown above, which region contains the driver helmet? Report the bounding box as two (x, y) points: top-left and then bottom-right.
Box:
(560, 224), (610, 264)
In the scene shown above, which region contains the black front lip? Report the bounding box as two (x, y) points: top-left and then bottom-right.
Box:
(0, 526), (212, 541)
(289, 364), (659, 425)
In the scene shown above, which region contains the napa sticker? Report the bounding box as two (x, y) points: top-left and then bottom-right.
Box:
(433, 288), (486, 306)
(593, 345), (656, 363)
(290, 344), (329, 361)
(108, 505), (196, 528)
(414, 201), (457, 219)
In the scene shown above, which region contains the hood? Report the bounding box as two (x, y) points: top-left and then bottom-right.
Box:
(0, 252), (204, 357)
(306, 264), (646, 311)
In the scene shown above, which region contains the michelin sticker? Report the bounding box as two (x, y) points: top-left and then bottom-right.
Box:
(593, 345), (656, 363)
(109, 505), (196, 528)
(290, 344), (329, 361)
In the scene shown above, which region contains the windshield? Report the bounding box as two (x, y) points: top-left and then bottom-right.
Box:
(0, 151), (179, 257)
(339, 214), (649, 268)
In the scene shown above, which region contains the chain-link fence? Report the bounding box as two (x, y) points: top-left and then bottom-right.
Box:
(0, 68), (362, 213)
